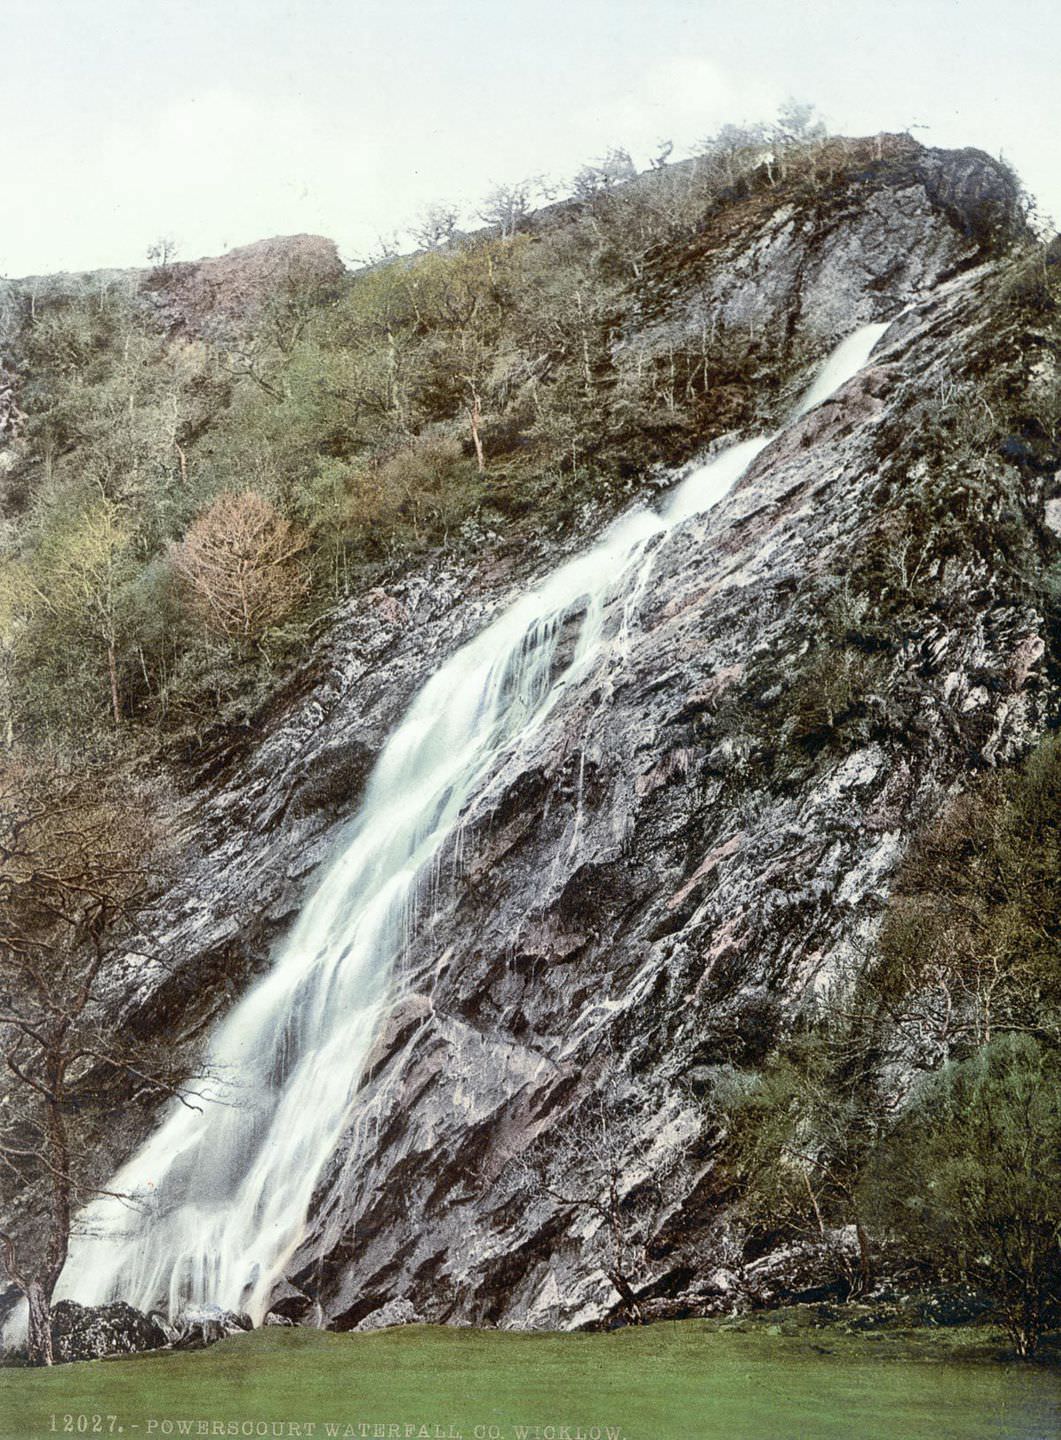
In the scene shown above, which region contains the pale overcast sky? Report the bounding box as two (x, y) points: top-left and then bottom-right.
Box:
(2, 0), (1058, 276)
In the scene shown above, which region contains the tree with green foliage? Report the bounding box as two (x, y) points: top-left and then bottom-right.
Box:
(861, 1034), (1061, 1357)
(864, 734), (1061, 1056)
(0, 560), (32, 749)
(715, 1034), (881, 1296)
(26, 500), (135, 727)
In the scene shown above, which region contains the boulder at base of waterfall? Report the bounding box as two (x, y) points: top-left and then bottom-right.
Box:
(265, 1283), (316, 1324)
(50, 1300), (171, 1363)
(172, 1303), (253, 1349)
(741, 1232), (864, 1306)
(354, 1298), (423, 1331)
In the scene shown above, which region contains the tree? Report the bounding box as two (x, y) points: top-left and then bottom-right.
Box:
(27, 500), (135, 727)
(170, 489), (308, 642)
(572, 147), (637, 202)
(145, 236), (179, 279)
(0, 762), (205, 1365)
(0, 559), (32, 750)
(769, 101), (829, 186)
(649, 140), (674, 170)
(260, 257), (342, 360)
(478, 181), (533, 240)
(715, 1035), (882, 1298)
(515, 1079), (686, 1321)
(863, 734), (1061, 1058)
(401, 239), (528, 471)
(696, 122), (769, 188)
(773, 99), (827, 147)
(411, 203), (460, 252)
(861, 1035), (1061, 1357)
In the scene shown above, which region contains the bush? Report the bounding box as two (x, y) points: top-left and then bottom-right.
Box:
(861, 1034), (1061, 1356)
(863, 733), (1061, 1051)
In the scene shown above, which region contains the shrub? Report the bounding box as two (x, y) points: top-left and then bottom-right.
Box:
(863, 733), (1061, 1051)
(861, 1034), (1061, 1357)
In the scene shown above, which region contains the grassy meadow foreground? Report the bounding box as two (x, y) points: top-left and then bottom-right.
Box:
(2, 1323), (1059, 1440)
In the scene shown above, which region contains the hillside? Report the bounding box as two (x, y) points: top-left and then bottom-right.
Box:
(1, 131), (1060, 1362)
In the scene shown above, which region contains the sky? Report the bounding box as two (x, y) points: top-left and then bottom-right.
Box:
(2, 0), (1058, 276)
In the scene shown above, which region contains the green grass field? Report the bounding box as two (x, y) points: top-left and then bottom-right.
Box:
(2, 1324), (1059, 1440)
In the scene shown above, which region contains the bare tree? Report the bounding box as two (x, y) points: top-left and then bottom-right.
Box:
(649, 140), (674, 170)
(516, 1077), (688, 1321)
(696, 122), (769, 187)
(170, 489), (308, 643)
(478, 181), (533, 240)
(0, 762), (206, 1365)
(572, 147), (637, 202)
(411, 203), (460, 252)
(145, 237), (179, 281)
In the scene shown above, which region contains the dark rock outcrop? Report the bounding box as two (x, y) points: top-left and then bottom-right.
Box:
(622, 136), (1025, 378)
(141, 234), (345, 338)
(0, 234), (344, 351)
(49, 1300), (171, 1363)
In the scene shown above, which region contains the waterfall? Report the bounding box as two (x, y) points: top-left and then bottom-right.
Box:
(48, 320), (891, 1326)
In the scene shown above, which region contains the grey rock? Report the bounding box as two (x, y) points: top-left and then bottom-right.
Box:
(172, 1303), (253, 1349)
(9, 143), (1046, 1335)
(50, 1300), (170, 1363)
(354, 1298), (424, 1332)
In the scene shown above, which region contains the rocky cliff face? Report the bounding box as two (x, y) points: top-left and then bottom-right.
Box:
(14, 142), (1056, 1335)
(281, 268), (1054, 1331)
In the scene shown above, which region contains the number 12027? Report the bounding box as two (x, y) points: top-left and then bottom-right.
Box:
(49, 1416), (121, 1433)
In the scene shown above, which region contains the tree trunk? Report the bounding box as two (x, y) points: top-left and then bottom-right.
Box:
(107, 643), (120, 727)
(607, 1269), (642, 1324)
(854, 1220), (874, 1297)
(25, 1279), (54, 1367)
(1010, 1291), (1041, 1358)
(174, 440), (188, 486)
(468, 389), (485, 473)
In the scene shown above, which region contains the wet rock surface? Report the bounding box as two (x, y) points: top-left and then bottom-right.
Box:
(282, 268), (1054, 1330)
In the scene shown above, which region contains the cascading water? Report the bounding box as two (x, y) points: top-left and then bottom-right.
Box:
(45, 319), (891, 1327)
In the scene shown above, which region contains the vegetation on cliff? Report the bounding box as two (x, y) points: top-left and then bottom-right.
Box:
(711, 731), (1061, 1355)
(0, 120), (1028, 754)
(634, 213), (1061, 1354)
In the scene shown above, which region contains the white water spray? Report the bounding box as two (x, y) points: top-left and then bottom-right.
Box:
(47, 321), (890, 1325)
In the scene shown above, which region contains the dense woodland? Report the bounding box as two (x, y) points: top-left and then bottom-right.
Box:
(2, 109), (1061, 1361)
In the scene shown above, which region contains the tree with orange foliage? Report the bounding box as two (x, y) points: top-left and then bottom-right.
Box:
(170, 490), (308, 642)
